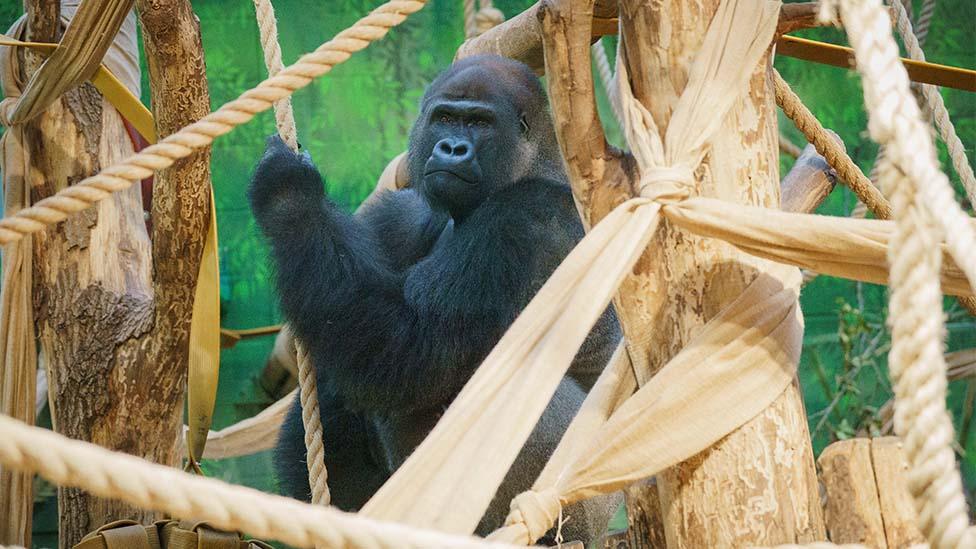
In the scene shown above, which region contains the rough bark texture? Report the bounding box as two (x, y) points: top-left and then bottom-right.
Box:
(819, 439), (888, 546)
(14, 0), (211, 545)
(818, 438), (925, 548)
(22, 24), (157, 549)
(623, 480), (667, 549)
(135, 0), (213, 478)
(618, 2), (825, 545)
(539, 0), (825, 545)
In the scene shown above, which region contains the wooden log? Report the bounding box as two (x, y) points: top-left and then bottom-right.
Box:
(538, 0), (825, 545)
(869, 438), (925, 547)
(455, 0), (618, 72)
(818, 437), (925, 548)
(258, 326), (299, 399)
(459, 2), (832, 72)
(12, 0), (210, 544)
(818, 439), (888, 547)
(135, 0), (212, 493)
(17, 1), (165, 545)
(781, 142), (838, 214)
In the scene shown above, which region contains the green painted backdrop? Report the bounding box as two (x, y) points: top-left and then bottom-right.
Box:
(0, 0), (972, 544)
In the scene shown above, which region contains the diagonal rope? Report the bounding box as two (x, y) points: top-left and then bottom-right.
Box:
(0, 0), (427, 246)
(774, 71), (892, 219)
(251, 0), (330, 508)
(0, 414), (513, 549)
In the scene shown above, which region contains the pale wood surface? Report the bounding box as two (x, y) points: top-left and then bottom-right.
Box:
(819, 439), (888, 547)
(538, 0), (825, 545)
(781, 142), (839, 214)
(870, 438), (926, 548)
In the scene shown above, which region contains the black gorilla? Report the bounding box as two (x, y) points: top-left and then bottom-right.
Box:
(248, 54), (621, 543)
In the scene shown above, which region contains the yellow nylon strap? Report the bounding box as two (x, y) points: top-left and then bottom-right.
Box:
(0, 35), (156, 141)
(187, 190), (220, 467)
(0, 34), (220, 467)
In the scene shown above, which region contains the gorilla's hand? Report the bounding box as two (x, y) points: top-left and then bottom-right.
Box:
(248, 134), (325, 232)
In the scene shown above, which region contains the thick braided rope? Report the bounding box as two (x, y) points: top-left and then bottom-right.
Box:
(0, 0), (427, 246)
(251, 0), (331, 508)
(774, 71), (893, 219)
(253, 0), (298, 151)
(295, 341), (330, 506)
(827, 0), (974, 546)
(889, 0), (976, 208)
(0, 415), (513, 549)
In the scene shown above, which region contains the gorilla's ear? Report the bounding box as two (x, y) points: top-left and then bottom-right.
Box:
(519, 114), (530, 135)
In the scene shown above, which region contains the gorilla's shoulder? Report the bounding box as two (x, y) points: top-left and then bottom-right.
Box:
(487, 177), (577, 219)
(484, 178), (582, 234)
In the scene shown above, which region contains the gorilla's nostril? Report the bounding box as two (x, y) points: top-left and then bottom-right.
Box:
(454, 143), (468, 156)
(438, 140), (454, 154)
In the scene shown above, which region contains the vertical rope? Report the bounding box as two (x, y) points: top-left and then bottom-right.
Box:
(825, 0), (974, 546)
(295, 340), (330, 506)
(252, 0), (330, 506)
(252, 0), (299, 152)
(463, 0), (477, 39)
(914, 0), (937, 46)
(889, 0), (976, 207)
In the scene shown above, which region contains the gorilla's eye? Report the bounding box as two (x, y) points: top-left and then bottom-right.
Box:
(467, 119), (490, 128)
(439, 114), (453, 124)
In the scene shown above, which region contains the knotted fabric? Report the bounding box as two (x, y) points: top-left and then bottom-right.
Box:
(362, 0), (787, 537)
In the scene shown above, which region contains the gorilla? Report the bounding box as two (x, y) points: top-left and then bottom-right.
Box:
(248, 54), (621, 544)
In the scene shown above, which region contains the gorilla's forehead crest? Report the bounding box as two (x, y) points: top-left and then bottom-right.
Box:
(423, 55), (544, 112)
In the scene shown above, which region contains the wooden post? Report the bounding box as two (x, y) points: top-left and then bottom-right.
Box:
(538, 0), (825, 545)
(818, 438), (925, 548)
(781, 142), (838, 214)
(21, 5), (157, 546)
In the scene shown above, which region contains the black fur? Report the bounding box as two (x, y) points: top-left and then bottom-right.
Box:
(249, 55), (621, 543)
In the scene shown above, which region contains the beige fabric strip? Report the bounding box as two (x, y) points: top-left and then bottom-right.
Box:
(362, 0), (785, 536)
(663, 198), (973, 297)
(491, 262), (802, 544)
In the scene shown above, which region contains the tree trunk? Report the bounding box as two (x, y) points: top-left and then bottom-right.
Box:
(613, 1), (825, 546)
(16, 0), (210, 545)
(134, 0), (213, 474)
(539, 0), (824, 544)
(24, 39), (157, 549)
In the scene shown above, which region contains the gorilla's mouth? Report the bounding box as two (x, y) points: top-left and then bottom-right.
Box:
(424, 169), (476, 185)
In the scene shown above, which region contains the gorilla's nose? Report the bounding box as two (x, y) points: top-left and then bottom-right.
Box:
(432, 138), (474, 164)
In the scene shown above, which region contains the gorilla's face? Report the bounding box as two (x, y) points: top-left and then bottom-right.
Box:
(408, 56), (553, 222)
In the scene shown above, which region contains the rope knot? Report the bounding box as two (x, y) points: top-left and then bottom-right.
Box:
(637, 164), (695, 203)
(505, 489), (561, 543)
(474, 7), (504, 36)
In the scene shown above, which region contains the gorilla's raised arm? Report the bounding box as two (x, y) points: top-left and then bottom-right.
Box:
(248, 135), (585, 412)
